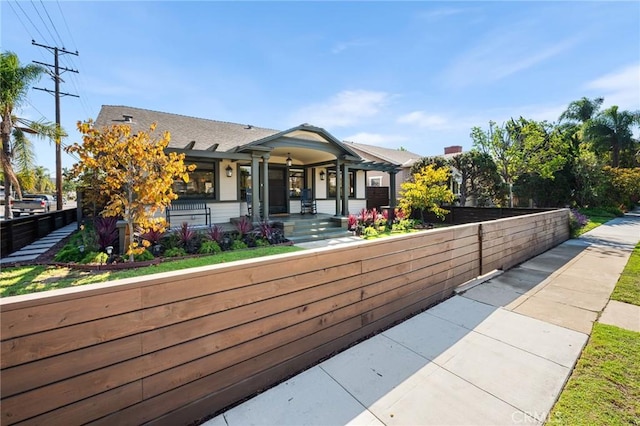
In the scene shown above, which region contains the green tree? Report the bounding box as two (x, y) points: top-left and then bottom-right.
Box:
(471, 118), (568, 207)
(1, 51), (58, 218)
(559, 97), (604, 124)
(399, 164), (454, 222)
(66, 121), (195, 261)
(585, 105), (640, 168)
(446, 150), (504, 207)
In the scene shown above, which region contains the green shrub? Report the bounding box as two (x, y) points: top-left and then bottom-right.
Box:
(164, 247), (187, 257)
(54, 245), (84, 263)
(362, 226), (379, 239)
(199, 240), (222, 255)
(231, 239), (248, 250)
(80, 251), (109, 264)
(255, 238), (270, 247)
(133, 250), (154, 262)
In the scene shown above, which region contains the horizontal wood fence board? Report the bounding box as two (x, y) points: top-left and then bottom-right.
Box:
(1, 334), (141, 399)
(0, 311), (146, 369)
(0, 209), (569, 425)
(19, 381), (142, 426)
(0, 288), (142, 340)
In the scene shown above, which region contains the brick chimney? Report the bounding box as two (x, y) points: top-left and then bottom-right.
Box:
(444, 145), (462, 155)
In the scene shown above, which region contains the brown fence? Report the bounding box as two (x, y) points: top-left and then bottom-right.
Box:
(412, 206), (552, 225)
(0, 209), (569, 425)
(1, 208), (77, 257)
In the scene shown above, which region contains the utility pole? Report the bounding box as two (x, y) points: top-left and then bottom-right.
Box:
(32, 40), (79, 211)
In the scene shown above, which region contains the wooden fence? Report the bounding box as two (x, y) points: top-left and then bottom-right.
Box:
(1, 209), (77, 258)
(0, 209), (569, 425)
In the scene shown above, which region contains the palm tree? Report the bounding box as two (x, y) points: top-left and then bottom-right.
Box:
(585, 106), (640, 167)
(559, 97), (604, 124)
(1, 51), (57, 218)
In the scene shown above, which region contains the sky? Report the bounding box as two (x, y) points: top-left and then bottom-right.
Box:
(2, 1), (639, 176)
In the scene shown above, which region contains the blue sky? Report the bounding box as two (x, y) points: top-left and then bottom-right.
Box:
(2, 1), (639, 176)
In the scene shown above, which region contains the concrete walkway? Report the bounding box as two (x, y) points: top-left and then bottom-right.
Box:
(0, 222), (77, 265)
(204, 211), (640, 426)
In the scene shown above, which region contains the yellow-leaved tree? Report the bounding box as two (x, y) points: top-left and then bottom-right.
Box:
(66, 121), (195, 261)
(399, 164), (455, 223)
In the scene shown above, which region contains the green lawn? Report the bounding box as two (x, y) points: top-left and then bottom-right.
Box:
(547, 240), (640, 425)
(610, 243), (640, 306)
(547, 323), (640, 426)
(0, 245), (302, 298)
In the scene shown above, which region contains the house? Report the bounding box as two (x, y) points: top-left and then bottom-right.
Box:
(343, 141), (422, 202)
(94, 106), (400, 226)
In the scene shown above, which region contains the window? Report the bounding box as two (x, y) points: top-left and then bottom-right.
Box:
(369, 176), (382, 187)
(239, 165), (252, 201)
(173, 161), (216, 199)
(289, 168), (304, 198)
(328, 170), (355, 198)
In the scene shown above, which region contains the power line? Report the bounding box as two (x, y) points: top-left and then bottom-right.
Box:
(9, 0), (49, 50)
(56, 0), (78, 53)
(39, 0), (65, 47)
(29, 0), (56, 46)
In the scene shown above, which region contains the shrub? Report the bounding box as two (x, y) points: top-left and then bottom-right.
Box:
(80, 251), (109, 264)
(255, 238), (270, 247)
(199, 240), (222, 254)
(164, 247), (187, 257)
(235, 216), (253, 236)
(141, 227), (165, 246)
(569, 209), (588, 237)
(54, 245), (84, 263)
(231, 239), (248, 250)
(362, 226), (379, 239)
(177, 222), (198, 253)
(206, 224), (224, 243)
(95, 216), (119, 250)
(132, 249), (154, 262)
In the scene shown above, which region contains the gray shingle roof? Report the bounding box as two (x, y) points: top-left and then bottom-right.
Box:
(343, 141), (422, 166)
(95, 105), (279, 152)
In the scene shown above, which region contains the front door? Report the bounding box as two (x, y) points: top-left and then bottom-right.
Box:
(268, 167), (287, 214)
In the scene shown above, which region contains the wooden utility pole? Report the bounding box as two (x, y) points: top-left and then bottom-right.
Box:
(32, 40), (79, 211)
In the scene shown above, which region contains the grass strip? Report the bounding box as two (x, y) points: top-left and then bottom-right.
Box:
(547, 323), (640, 425)
(610, 242), (640, 306)
(0, 245), (302, 298)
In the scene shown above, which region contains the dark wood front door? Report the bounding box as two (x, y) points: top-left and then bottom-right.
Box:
(268, 167), (287, 214)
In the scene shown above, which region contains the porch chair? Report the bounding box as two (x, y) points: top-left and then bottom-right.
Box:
(300, 188), (317, 215)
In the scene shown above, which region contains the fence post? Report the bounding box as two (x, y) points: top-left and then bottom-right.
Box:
(478, 223), (483, 276)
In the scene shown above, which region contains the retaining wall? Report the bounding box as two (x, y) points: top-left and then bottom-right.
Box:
(0, 209), (569, 425)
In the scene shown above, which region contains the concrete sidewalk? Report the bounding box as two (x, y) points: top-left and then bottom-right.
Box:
(204, 213), (640, 426)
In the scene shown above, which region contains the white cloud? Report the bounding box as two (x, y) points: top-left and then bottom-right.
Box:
(331, 39), (372, 54)
(343, 132), (408, 146)
(420, 7), (472, 20)
(586, 63), (640, 110)
(290, 90), (392, 128)
(397, 111), (449, 129)
(444, 28), (581, 88)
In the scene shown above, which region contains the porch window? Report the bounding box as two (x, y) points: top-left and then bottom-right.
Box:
(173, 161), (216, 199)
(239, 165), (252, 201)
(328, 170), (355, 198)
(369, 176), (382, 187)
(289, 168), (304, 198)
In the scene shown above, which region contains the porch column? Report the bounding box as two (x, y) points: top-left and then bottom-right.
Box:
(262, 154), (270, 221)
(341, 163), (349, 216)
(334, 159), (341, 216)
(389, 170), (398, 223)
(251, 154), (261, 222)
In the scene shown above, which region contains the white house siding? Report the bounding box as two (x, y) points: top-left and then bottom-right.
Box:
(219, 160), (237, 201)
(315, 167), (328, 198)
(211, 202), (242, 224)
(316, 200), (335, 215)
(349, 199), (367, 215)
